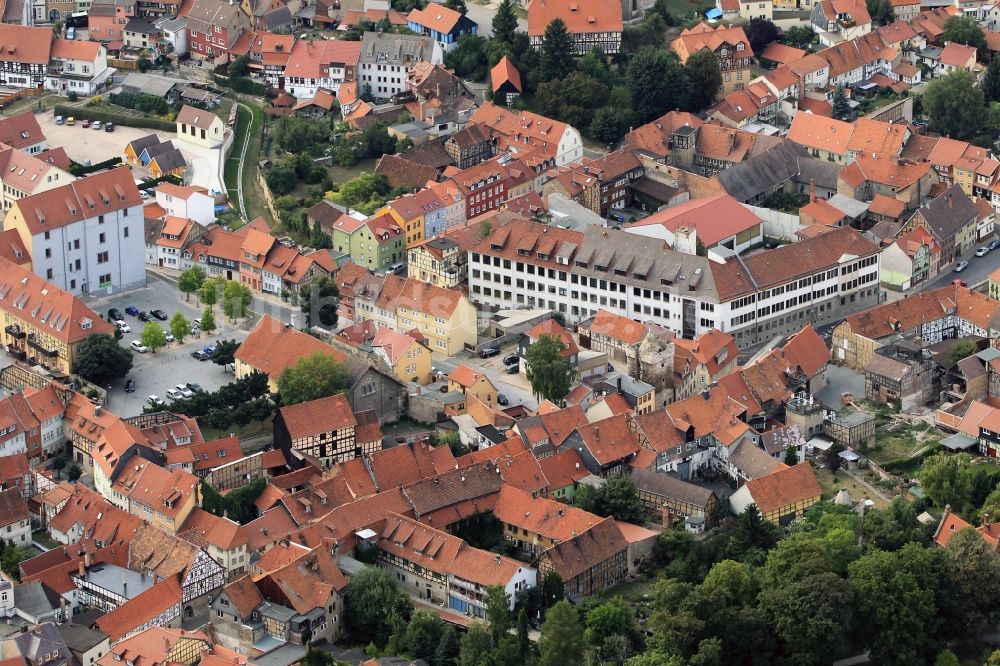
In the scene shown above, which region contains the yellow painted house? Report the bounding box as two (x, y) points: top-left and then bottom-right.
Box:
(377, 194), (426, 249)
(448, 364), (498, 406)
(372, 327), (432, 385)
(367, 274), (478, 356)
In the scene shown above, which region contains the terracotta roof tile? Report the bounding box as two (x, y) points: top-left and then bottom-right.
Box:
(526, 319), (579, 356)
(236, 314), (347, 379)
(494, 485), (602, 542)
(743, 462), (821, 514)
(539, 516), (626, 582)
(368, 442), (457, 491)
(527, 0), (622, 36)
(538, 448), (591, 489)
(278, 393), (357, 441)
(95, 576), (182, 641)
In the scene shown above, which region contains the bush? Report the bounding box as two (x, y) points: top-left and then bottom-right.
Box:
(213, 74), (266, 96)
(53, 105), (175, 131)
(109, 91), (170, 115)
(70, 156), (123, 176)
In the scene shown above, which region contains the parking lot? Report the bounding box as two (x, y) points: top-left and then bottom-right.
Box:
(83, 273), (248, 417)
(34, 112), (226, 194)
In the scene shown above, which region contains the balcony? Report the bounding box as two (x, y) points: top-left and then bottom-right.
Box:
(4, 325), (25, 339)
(27, 334), (57, 357)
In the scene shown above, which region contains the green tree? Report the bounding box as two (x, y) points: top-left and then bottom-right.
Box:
(542, 570), (563, 609)
(485, 585), (511, 643)
(222, 280), (252, 321)
(862, 496), (929, 551)
(277, 351), (348, 405)
(584, 597), (636, 653)
(920, 452), (974, 512)
(985, 56), (1000, 103)
(444, 35), (489, 81)
(140, 322), (167, 352)
(229, 54), (250, 77)
(832, 85), (851, 120)
(848, 543), (942, 665)
(50, 455), (66, 478)
(626, 47), (691, 123)
(492, 0), (518, 45)
(942, 14), (986, 59)
(948, 339), (978, 365)
(938, 526), (1000, 640)
(73, 333), (133, 384)
(539, 601), (583, 666)
(65, 462), (81, 482)
(783, 26), (815, 47)
(343, 567), (413, 648)
(524, 334), (577, 402)
(923, 69), (985, 138)
(745, 18), (779, 54)
(516, 608), (530, 661)
(934, 650), (959, 666)
(590, 105), (636, 145)
(178, 266), (205, 302)
(200, 307), (216, 334)
(458, 624), (492, 666)
(169, 312), (189, 343)
(537, 71), (608, 130)
(685, 50), (722, 111)
(783, 446), (799, 466)
(577, 47), (615, 88)
(211, 338), (241, 366)
(539, 18), (575, 81)
(434, 624), (460, 666)
(265, 158), (298, 195)
(300, 275), (339, 328)
(726, 504), (780, 564)
(200, 277), (222, 309)
(404, 611), (445, 662)
(758, 571), (853, 665)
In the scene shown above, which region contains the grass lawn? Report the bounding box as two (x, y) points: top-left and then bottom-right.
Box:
(868, 421), (943, 465)
(657, 0), (713, 19)
(201, 413), (274, 442)
(326, 158), (378, 188)
(31, 531), (60, 550)
(604, 576), (656, 603)
(225, 102), (268, 224)
(814, 467), (889, 509)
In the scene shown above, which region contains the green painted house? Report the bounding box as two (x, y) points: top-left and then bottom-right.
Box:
(329, 211), (405, 272)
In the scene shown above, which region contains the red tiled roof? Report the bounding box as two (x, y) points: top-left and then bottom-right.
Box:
(235, 314), (347, 379)
(743, 462), (821, 514)
(490, 56), (522, 94)
(278, 393), (357, 440)
(95, 576), (182, 641)
(527, 0), (622, 36)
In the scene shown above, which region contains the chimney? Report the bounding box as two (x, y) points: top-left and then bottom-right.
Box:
(984, 512), (991, 526)
(661, 507), (674, 528)
(809, 178), (816, 204)
(94, 405), (102, 417)
(947, 194), (953, 208)
(616, 376), (622, 393)
(84, 552), (91, 568)
(494, 554), (501, 565)
(77, 560), (84, 577)
(19, 623), (26, 634)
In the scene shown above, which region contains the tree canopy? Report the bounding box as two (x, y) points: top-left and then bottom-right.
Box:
(923, 69), (985, 138)
(539, 18), (575, 81)
(524, 333), (577, 403)
(140, 322), (167, 352)
(277, 351), (348, 405)
(73, 333), (133, 385)
(626, 47), (691, 123)
(343, 566), (413, 648)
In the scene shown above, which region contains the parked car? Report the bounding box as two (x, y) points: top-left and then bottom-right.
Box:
(503, 354), (519, 365)
(147, 395), (164, 407)
(150, 309), (168, 321)
(175, 384), (194, 399)
(506, 364), (519, 374)
(165, 388), (183, 400)
(191, 350), (208, 361)
(92, 121), (101, 130)
(55, 115), (63, 125)
(124, 378), (135, 393)
(479, 347), (501, 358)
(497, 393), (509, 406)
(66, 117), (74, 126)
(991, 240), (1000, 252)
(976, 247), (990, 257)
(203, 345), (216, 355)
(186, 382), (203, 393)
(130, 340), (149, 353)
(81, 119), (90, 128)
(164, 332), (174, 342)
(104, 122), (114, 132)
(953, 279), (968, 287)
(137, 311), (150, 322)
(108, 308), (123, 321)
(115, 320), (131, 334)
(954, 261), (970, 273)
(124, 306), (139, 316)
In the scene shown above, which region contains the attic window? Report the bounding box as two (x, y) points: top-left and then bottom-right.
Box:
(490, 242), (503, 251)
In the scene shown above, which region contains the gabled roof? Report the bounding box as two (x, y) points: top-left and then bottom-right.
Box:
(526, 0), (622, 36)
(910, 184), (978, 241)
(629, 194), (761, 247)
(490, 55), (522, 93)
(743, 462), (822, 513)
(235, 314), (347, 378)
(95, 576), (182, 641)
(788, 113), (853, 156)
(574, 414), (641, 465)
(539, 516), (626, 581)
(13, 166), (142, 235)
(494, 485), (602, 541)
(526, 319), (579, 356)
(278, 393), (357, 440)
(843, 284), (995, 339)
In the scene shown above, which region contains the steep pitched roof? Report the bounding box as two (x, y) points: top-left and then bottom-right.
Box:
(843, 284), (995, 339)
(539, 516), (626, 581)
(278, 393), (357, 440)
(235, 314), (347, 378)
(526, 0), (622, 36)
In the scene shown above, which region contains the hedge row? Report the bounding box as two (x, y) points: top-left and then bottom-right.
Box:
(53, 105), (175, 132)
(69, 156), (122, 176)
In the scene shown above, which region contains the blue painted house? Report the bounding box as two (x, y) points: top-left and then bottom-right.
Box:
(407, 2), (478, 52)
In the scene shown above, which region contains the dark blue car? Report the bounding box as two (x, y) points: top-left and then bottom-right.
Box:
(124, 306), (139, 316)
(990, 240), (1000, 252)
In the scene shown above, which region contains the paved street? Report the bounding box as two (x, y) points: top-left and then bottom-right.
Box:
(921, 244), (1000, 292)
(83, 271), (248, 417)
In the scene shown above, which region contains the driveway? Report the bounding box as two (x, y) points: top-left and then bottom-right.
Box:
(465, 0), (527, 37)
(35, 111), (226, 195)
(432, 347), (540, 412)
(83, 271), (248, 417)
